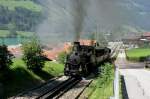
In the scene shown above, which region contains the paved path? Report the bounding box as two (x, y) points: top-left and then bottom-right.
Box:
(115, 49), (145, 69)
(115, 49), (150, 99)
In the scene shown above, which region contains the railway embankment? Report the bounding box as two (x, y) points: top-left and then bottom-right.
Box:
(79, 63), (114, 99)
(1, 58), (64, 98)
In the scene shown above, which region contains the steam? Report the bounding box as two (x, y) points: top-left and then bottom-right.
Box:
(71, 0), (89, 41)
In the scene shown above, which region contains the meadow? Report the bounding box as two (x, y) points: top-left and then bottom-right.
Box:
(0, 30), (34, 37)
(0, 0), (42, 12)
(126, 48), (150, 62)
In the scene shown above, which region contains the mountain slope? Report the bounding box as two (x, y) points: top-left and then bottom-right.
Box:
(35, 0), (150, 43)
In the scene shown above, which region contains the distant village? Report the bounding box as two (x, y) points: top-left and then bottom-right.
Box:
(122, 32), (150, 48)
(7, 40), (95, 61)
(7, 32), (150, 61)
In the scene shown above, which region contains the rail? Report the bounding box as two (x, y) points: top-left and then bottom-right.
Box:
(13, 75), (65, 99)
(36, 78), (81, 99)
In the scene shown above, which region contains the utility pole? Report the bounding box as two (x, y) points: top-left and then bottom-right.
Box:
(95, 23), (99, 47)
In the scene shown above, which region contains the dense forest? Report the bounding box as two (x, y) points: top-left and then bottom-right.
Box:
(0, 0), (43, 37)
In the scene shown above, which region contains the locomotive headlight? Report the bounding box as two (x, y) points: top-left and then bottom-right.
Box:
(65, 65), (69, 71)
(66, 67), (69, 71)
(79, 66), (82, 72)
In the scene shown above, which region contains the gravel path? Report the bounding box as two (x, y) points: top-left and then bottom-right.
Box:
(116, 49), (150, 99)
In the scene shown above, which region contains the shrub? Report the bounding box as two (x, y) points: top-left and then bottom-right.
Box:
(83, 63), (114, 99)
(22, 37), (45, 71)
(0, 45), (13, 71)
(99, 63), (114, 85)
(57, 51), (67, 64)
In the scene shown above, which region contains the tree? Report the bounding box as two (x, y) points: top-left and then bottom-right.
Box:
(0, 45), (13, 71)
(7, 23), (17, 37)
(22, 37), (45, 71)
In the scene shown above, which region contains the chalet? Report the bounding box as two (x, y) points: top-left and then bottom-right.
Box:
(122, 32), (141, 47)
(141, 32), (150, 41)
(138, 32), (150, 47)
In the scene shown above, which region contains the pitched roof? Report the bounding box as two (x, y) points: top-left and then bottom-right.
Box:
(79, 39), (96, 46)
(143, 32), (150, 37)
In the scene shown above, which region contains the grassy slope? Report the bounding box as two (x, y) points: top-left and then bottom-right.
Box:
(89, 81), (113, 99)
(3, 58), (64, 97)
(0, 0), (42, 12)
(17, 31), (34, 37)
(0, 30), (10, 37)
(0, 30), (34, 37)
(83, 63), (114, 99)
(126, 48), (150, 61)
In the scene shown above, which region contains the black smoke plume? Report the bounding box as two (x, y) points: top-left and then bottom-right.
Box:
(71, 0), (89, 41)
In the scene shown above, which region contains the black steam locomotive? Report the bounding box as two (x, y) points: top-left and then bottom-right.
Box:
(64, 42), (111, 77)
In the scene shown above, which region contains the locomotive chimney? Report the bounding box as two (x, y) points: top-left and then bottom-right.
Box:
(73, 42), (80, 51)
(74, 42), (80, 46)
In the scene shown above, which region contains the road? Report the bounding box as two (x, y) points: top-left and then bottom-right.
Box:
(115, 49), (150, 99)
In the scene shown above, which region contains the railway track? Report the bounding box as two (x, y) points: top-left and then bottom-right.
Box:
(37, 78), (81, 99)
(109, 42), (122, 58)
(12, 76), (92, 99)
(59, 79), (93, 99)
(12, 76), (69, 99)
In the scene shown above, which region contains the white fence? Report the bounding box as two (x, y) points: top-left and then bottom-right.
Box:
(110, 67), (119, 99)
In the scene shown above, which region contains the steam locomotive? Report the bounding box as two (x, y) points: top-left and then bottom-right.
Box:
(64, 42), (111, 77)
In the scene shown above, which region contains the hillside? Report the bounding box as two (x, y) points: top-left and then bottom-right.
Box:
(35, 0), (150, 43)
(0, 0), (42, 12)
(0, 0), (43, 37)
(0, 0), (150, 43)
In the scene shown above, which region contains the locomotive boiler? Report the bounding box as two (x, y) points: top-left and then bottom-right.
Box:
(64, 42), (111, 77)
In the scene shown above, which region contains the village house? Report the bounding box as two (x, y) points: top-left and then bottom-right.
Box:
(122, 32), (150, 48)
(43, 39), (96, 61)
(7, 40), (99, 61)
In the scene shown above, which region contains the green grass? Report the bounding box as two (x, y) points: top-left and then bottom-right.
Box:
(0, 0), (42, 12)
(0, 30), (10, 37)
(44, 61), (64, 76)
(0, 30), (35, 37)
(89, 81), (113, 99)
(2, 58), (64, 98)
(120, 76), (123, 99)
(82, 63), (114, 99)
(126, 48), (150, 61)
(11, 58), (64, 78)
(16, 31), (34, 37)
